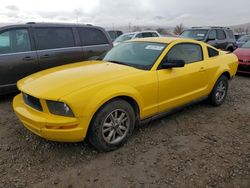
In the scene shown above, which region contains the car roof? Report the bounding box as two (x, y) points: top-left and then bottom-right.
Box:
(130, 37), (199, 44)
(0, 22), (96, 29)
(122, 31), (158, 35)
(186, 26), (231, 30)
(107, 30), (123, 32)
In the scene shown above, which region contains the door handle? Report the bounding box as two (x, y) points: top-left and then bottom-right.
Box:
(40, 54), (50, 59)
(23, 56), (34, 61)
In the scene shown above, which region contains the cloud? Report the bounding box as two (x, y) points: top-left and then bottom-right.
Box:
(0, 0), (249, 27)
(5, 5), (19, 11)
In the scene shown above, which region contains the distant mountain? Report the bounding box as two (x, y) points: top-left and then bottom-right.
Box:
(105, 25), (175, 35)
(0, 23), (10, 27)
(229, 22), (250, 34)
(230, 22), (250, 29)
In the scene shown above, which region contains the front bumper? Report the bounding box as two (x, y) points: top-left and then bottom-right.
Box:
(237, 62), (250, 74)
(13, 94), (88, 142)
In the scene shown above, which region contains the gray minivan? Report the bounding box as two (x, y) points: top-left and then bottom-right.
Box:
(0, 22), (113, 95)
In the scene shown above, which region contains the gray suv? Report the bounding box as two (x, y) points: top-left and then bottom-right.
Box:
(0, 22), (113, 94)
(180, 27), (236, 52)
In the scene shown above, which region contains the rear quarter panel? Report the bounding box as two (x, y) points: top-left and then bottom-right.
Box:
(217, 52), (238, 77)
(206, 51), (238, 94)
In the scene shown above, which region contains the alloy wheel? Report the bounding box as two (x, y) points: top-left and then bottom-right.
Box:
(215, 80), (226, 103)
(102, 109), (130, 144)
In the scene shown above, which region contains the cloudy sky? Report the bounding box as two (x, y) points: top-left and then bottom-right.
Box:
(0, 0), (250, 28)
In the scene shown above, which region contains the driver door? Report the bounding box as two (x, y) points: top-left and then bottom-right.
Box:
(157, 43), (209, 113)
(0, 27), (38, 93)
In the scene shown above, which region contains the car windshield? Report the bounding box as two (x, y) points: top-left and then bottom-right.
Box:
(103, 41), (167, 70)
(241, 41), (250, 48)
(238, 35), (250, 42)
(114, 33), (135, 43)
(180, 30), (208, 40)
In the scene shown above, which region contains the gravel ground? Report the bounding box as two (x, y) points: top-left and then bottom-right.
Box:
(0, 75), (249, 188)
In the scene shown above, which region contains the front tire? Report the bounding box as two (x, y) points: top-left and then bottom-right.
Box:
(87, 99), (135, 152)
(209, 75), (229, 106)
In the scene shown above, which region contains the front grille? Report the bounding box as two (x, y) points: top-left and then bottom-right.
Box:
(239, 59), (250, 63)
(23, 93), (43, 111)
(238, 64), (250, 72)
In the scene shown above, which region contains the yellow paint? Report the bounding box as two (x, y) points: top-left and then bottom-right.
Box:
(13, 38), (238, 142)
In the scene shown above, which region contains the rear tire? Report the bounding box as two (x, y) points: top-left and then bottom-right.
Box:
(209, 75), (228, 106)
(87, 99), (135, 152)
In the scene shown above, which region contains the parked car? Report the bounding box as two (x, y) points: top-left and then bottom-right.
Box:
(0, 22), (113, 95)
(236, 35), (250, 48)
(13, 38), (238, 151)
(234, 41), (250, 74)
(234, 33), (245, 41)
(180, 27), (236, 52)
(113, 31), (160, 46)
(107, 30), (123, 41)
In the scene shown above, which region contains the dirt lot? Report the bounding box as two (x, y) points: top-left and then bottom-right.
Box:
(0, 75), (249, 188)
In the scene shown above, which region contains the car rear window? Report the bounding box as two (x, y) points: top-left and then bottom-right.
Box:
(77, 27), (109, 46)
(35, 27), (75, 50)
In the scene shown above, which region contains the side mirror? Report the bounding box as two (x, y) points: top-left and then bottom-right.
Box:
(161, 59), (185, 69)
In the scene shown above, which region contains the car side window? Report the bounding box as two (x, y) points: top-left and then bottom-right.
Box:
(226, 30), (235, 39)
(217, 29), (226, 40)
(166, 43), (203, 64)
(207, 47), (219, 57)
(208, 30), (216, 39)
(0, 29), (31, 54)
(142, 32), (153, 37)
(135, 33), (143, 38)
(152, 32), (159, 37)
(35, 27), (75, 50)
(77, 27), (109, 46)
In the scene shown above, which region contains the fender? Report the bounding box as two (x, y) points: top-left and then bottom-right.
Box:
(80, 85), (144, 119)
(225, 44), (234, 51)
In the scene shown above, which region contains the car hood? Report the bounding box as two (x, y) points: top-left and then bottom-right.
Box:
(18, 61), (141, 100)
(234, 48), (250, 58)
(113, 42), (120, 46)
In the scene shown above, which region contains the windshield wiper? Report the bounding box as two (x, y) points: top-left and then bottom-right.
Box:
(107, 60), (129, 66)
(106, 60), (147, 70)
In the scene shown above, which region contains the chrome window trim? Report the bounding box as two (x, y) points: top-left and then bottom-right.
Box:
(0, 83), (16, 88)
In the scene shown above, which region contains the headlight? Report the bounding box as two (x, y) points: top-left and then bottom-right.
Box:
(46, 101), (74, 117)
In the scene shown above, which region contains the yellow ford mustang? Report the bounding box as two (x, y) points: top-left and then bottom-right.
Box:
(13, 38), (238, 151)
